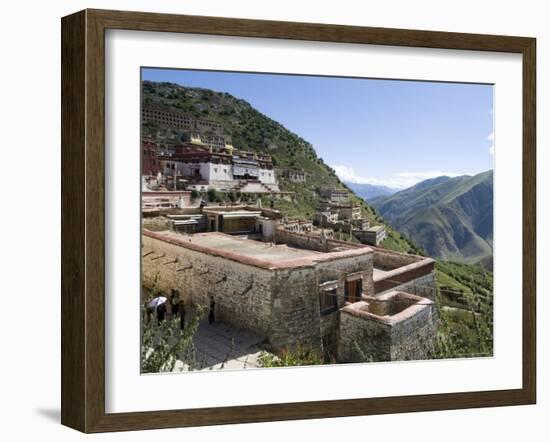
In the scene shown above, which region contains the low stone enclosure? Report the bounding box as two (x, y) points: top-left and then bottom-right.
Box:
(338, 291), (435, 362)
(142, 227), (436, 363)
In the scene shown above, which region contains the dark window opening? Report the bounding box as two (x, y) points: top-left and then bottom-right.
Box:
(320, 288), (338, 315)
(345, 278), (363, 303)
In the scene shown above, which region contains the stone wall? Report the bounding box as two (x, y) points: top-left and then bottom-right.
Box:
(372, 248), (422, 270)
(389, 302), (436, 361)
(274, 229), (367, 253)
(142, 233), (324, 354)
(376, 271), (436, 301)
(142, 234), (275, 339)
(373, 248), (435, 300)
(274, 229), (330, 252)
(338, 296), (436, 362)
(141, 229), (435, 361)
(314, 252), (374, 357)
(338, 308), (392, 362)
(269, 267), (323, 353)
(316, 253), (374, 301)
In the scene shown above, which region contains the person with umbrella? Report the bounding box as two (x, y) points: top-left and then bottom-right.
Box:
(147, 295), (167, 324)
(156, 303), (166, 324)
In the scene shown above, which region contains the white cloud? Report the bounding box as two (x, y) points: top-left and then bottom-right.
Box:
(331, 165), (472, 190)
(487, 132), (495, 155)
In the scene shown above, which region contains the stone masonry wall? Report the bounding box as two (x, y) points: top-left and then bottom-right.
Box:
(274, 229), (331, 252)
(316, 253), (374, 345)
(142, 233), (324, 354)
(274, 229), (366, 253)
(377, 273), (436, 301)
(142, 234), (275, 339)
(338, 301), (436, 362)
(269, 266), (323, 354)
(338, 311), (391, 362)
(389, 303), (436, 361)
(373, 248), (423, 270)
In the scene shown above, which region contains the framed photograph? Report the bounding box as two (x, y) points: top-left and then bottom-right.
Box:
(61, 9), (536, 433)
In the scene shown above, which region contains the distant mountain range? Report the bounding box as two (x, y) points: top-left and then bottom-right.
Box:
(345, 182), (398, 200)
(371, 170), (493, 267)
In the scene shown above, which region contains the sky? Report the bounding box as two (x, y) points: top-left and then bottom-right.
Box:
(142, 68), (494, 189)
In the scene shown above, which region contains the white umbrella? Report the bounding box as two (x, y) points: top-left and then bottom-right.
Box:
(148, 296), (167, 309)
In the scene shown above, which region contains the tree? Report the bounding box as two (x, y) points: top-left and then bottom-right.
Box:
(207, 188), (218, 202)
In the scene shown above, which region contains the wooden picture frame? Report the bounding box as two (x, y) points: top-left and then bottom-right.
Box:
(61, 8), (536, 433)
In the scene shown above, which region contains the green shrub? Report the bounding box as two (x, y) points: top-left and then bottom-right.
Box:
(207, 188), (218, 202)
(141, 307), (203, 373)
(258, 346), (323, 367)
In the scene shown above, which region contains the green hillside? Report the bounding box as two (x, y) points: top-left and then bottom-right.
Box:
(434, 261), (493, 358)
(371, 171), (493, 265)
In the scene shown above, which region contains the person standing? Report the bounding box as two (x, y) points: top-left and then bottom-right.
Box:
(156, 303), (166, 324)
(170, 289), (179, 318)
(208, 297), (216, 324)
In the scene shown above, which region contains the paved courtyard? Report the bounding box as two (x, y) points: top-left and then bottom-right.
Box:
(173, 319), (265, 372)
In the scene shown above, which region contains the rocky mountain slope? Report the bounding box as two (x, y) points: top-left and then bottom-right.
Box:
(371, 170), (493, 266)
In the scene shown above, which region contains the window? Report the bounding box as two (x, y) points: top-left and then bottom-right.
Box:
(319, 286), (338, 315)
(345, 277), (363, 303)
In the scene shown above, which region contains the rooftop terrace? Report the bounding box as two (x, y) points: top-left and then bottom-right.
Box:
(143, 230), (372, 270)
(187, 232), (321, 260)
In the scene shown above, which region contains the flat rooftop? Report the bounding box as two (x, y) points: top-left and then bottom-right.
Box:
(143, 230), (372, 270)
(186, 232), (321, 260)
(367, 225), (385, 233)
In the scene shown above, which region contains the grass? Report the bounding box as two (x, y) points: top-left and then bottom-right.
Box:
(434, 261), (493, 359)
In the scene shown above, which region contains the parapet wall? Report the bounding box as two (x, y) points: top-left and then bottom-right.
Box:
(274, 229), (368, 253)
(373, 248), (435, 300)
(372, 247), (424, 270)
(338, 293), (436, 362)
(377, 273), (436, 301)
(389, 299), (436, 361)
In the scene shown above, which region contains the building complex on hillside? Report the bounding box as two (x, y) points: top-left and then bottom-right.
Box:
(276, 168), (309, 183)
(142, 106), (289, 194)
(157, 144), (281, 193)
(142, 203), (436, 363)
(142, 106), (226, 150)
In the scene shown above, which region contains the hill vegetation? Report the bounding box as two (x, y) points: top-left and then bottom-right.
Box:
(371, 171), (493, 267)
(434, 261), (493, 358)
